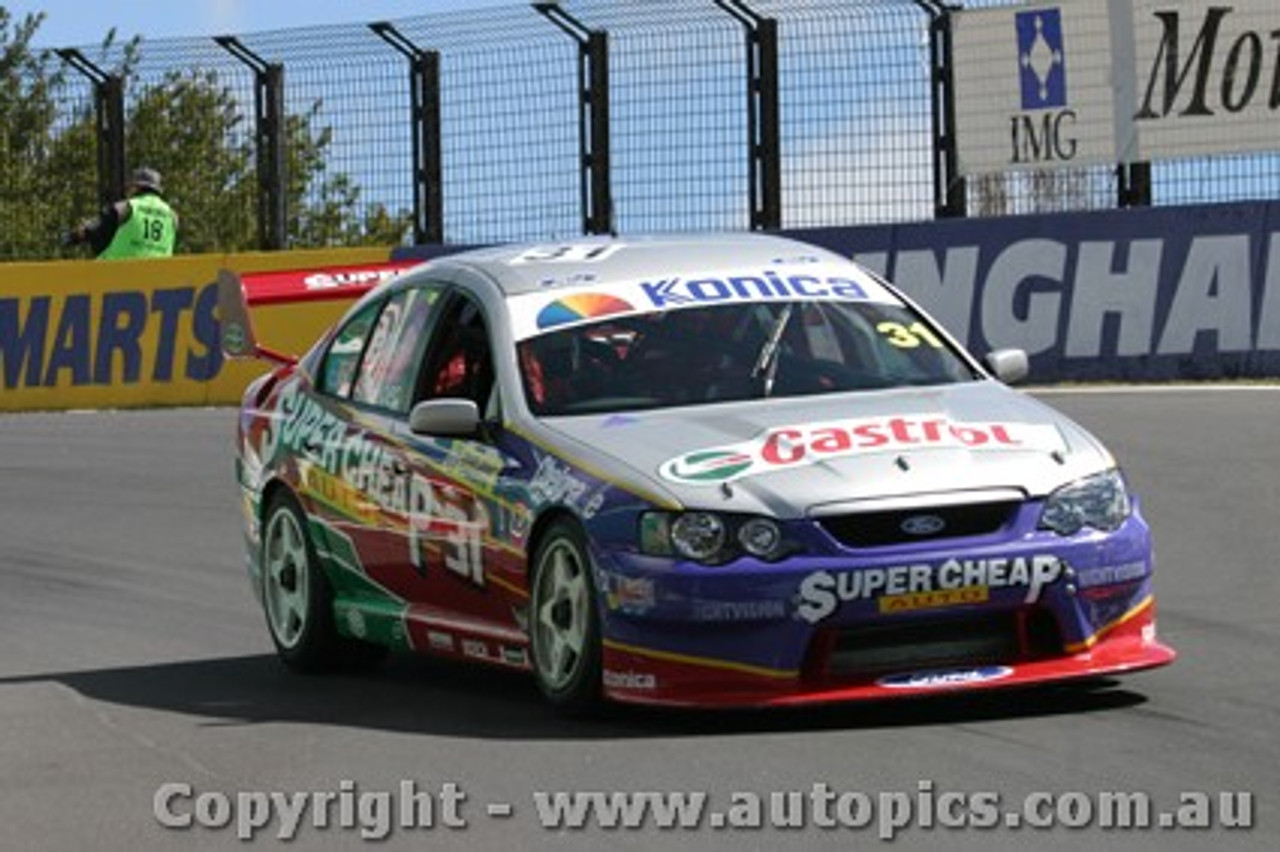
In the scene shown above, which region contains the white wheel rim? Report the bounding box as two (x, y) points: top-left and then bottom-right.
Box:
(263, 508), (310, 650)
(533, 539), (589, 691)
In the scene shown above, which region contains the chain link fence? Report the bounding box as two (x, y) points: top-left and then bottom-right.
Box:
(2, 0), (1277, 262)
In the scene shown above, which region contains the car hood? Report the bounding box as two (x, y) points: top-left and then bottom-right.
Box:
(537, 382), (1115, 515)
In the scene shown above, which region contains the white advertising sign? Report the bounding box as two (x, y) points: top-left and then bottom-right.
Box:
(953, 1), (1121, 174)
(953, 0), (1279, 174)
(1131, 0), (1280, 159)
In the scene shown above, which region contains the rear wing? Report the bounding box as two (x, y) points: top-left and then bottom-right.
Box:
(216, 259), (420, 365)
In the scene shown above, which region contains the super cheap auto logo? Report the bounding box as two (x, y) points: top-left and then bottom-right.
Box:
(659, 416), (1065, 485)
(795, 555), (1064, 624)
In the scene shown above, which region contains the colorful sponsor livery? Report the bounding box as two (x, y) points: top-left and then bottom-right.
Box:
(796, 555), (1064, 624)
(661, 450), (755, 484)
(507, 261), (899, 340)
(1075, 561), (1148, 588)
(603, 670), (658, 691)
(536, 293), (635, 330)
(877, 666), (1015, 690)
(230, 233), (1173, 712)
(637, 270), (873, 308)
(661, 417), (1066, 485)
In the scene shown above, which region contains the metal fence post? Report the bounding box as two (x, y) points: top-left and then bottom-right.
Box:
(55, 50), (127, 209)
(533, 3), (613, 236)
(1117, 162), (1152, 208)
(370, 22), (444, 245)
(713, 1), (781, 231)
(914, 2), (966, 219)
(215, 37), (287, 250)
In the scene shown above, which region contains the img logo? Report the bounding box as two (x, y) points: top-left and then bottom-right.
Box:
(1010, 8), (1077, 165)
(1017, 9), (1066, 110)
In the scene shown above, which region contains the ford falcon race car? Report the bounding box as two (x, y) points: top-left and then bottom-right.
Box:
(223, 233), (1175, 712)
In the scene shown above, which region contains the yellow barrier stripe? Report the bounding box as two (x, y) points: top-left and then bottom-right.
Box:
(1, 248), (389, 412)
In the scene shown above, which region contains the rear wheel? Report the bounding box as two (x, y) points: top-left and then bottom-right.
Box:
(260, 490), (384, 672)
(529, 520), (602, 714)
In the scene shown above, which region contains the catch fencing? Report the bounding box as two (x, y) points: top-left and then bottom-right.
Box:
(3, 0), (1277, 260)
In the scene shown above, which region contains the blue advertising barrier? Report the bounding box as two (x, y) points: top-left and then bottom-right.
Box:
(394, 202), (1280, 383)
(788, 201), (1280, 382)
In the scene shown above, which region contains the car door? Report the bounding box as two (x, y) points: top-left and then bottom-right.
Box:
(390, 290), (533, 663)
(292, 284), (444, 615)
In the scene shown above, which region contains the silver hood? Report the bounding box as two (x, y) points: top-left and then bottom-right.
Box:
(537, 381), (1114, 516)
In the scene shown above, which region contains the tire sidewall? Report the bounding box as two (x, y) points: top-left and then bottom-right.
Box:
(529, 519), (603, 712)
(261, 490), (339, 671)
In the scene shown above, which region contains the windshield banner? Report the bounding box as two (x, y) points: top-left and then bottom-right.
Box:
(506, 262), (902, 341)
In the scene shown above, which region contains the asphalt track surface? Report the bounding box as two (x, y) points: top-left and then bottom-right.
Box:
(1, 389), (1276, 851)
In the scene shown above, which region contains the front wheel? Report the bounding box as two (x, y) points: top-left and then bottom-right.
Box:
(529, 520), (602, 714)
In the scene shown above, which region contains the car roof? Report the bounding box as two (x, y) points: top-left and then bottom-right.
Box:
(429, 232), (858, 298)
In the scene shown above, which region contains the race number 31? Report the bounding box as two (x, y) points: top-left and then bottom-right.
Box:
(511, 244), (623, 264)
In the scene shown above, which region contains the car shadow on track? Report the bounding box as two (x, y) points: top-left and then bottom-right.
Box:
(0, 652), (1148, 741)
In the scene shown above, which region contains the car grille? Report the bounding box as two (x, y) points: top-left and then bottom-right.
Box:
(816, 500), (1020, 549)
(810, 609), (1062, 680)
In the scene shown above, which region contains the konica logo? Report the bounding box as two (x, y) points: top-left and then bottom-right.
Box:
(1016, 9), (1067, 110)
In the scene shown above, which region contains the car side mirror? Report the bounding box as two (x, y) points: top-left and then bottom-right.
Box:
(409, 398), (481, 438)
(984, 349), (1029, 385)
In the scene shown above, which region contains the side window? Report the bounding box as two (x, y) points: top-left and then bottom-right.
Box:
(352, 287), (440, 413)
(417, 297), (495, 411)
(318, 298), (385, 398)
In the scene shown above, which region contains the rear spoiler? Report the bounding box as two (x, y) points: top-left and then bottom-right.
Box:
(216, 259), (421, 365)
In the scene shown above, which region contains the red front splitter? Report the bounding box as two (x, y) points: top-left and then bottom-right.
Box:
(601, 601), (1175, 708)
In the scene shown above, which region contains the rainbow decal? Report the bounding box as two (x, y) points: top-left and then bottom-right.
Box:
(536, 293), (635, 330)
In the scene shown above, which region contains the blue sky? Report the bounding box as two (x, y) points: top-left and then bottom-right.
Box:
(12, 0), (521, 46)
(6, 0), (943, 235)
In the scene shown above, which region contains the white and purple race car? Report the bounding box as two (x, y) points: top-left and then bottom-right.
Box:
(224, 233), (1175, 712)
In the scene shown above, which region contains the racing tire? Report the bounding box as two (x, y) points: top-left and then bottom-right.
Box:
(260, 490), (386, 674)
(529, 520), (603, 715)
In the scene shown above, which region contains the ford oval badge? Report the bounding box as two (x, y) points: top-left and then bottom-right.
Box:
(901, 514), (946, 536)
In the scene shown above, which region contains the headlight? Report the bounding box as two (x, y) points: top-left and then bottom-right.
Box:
(1038, 469), (1131, 536)
(738, 517), (783, 558)
(639, 512), (792, 564)
(671, 513), (726, 561)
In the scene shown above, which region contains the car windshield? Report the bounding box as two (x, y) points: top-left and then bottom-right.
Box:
(517, 300), (979, 416)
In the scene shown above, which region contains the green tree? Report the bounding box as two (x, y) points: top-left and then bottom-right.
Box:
(1, 5), (412, 260)
(123, 68), (259, 254)
(125, 70), (412, 253)
(286, 102), (413, 248)
(0, 7), (73, 259)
